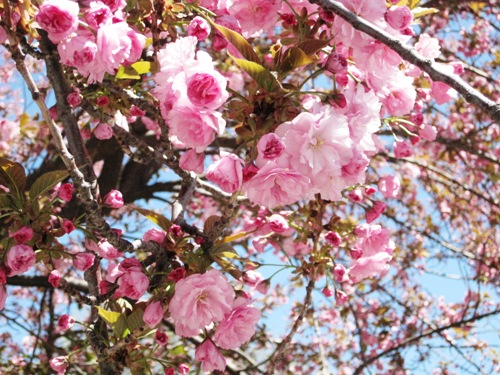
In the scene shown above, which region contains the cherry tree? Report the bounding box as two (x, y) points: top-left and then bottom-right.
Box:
(0, 0), (498, 374)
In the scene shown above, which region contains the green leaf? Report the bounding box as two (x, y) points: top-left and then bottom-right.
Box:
(113, 314), (129, 338)
(170, 345), (187, 356)
(232, 57), (282, 92)
(411, 6), (439, 18)
(0, 194), (15, 210)
(97, 307), (122, 325)
(213, 24), (260, 63)
(131, 206), (173, 232)
(210, 244), (242, 280)
(116, 65), (141, 80)
(126, 308), (145, 332)
(131, 61), (154, 75)
(0, 157), (26, 197)
(296, 39), (330, 56)
(279, 47), (317, 75)
(29, 170), (69, 200)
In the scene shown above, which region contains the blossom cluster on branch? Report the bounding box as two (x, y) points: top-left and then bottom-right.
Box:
(0, 0), (498, 374)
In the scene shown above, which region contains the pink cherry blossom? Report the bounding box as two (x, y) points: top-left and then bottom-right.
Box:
(142, 228), (166, 244)
(243, 162), (310, 209)
(186, 72), (228, 110)
(6, 245), (36, 276)
(366, 201), (386, 223)
(35, 0), (79, 43)
(115, 269), (149, 300)
(169, 269), (234, 337)
(94, 123), (113, 140)
(73, 252), (95, 271)
(256, 133), (285, 166)
(394, 140), (413, 158)
(194, 340), (226, 372)
(187, 16), (211, 41)
(268, 214), (289, 233)
(206, 153), (244, 194)
(325, 53), (348, 74)
(168, 267), (186, 282)
(335, 290), (349, 306)
(225, 0), (281, 37)
(214, 298), (261, 349)
(84, 1), (113, 29)
(322, 286), (334, 297)
(333, 264), (347, 282)
(385, 6), (413, 30)
(378, 175), (401, 198)
(419, 124), (437, 141)
(143, 301), (164, 328)
(103, 189), (124, 208)
(242, 270), (264, 288)
(85, 239), (121, 260)
(155, 330), (168, 346)
(66, 89), (82, 107)
(349, 252), (392, 282)
(325, 231), (342, 246)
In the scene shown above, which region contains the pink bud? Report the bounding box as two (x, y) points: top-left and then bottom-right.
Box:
(169, 224), (183, 238)
(156, 330), (169, 346)
(187, 16), (211, 40)
(143, 228), (166, 244)
(143, 300), (164, 328)
(96, 95), (109, 107)
(9, 226), (34, 244)
(62, 219), (75, 234)
(58, 183), (74, 202)
(419, 124), (437, 141)
(103, 189), (124, 208)
(256, 279), (271, 294)
(49, 356), (68, 375)
(347, 189), (363, 202)
(325, 231), (342, 246)
(268, 214), (289, 233)
(333, 264), (346, 282)
(73, 252), (95, 271)
(49, 270), (62, 288)
(335, 290), (348, 306)
(394, 140), (412, 158)
(58, 314), (75, 331)
(322, 286), (334, 297)
(364, 186), (376, 196)
(366, 201), (386, 224)
(242, 270), (263, 288)
(130, 105), (145, 116)
(66, 90), (82, 107)
(179, 149), (205, 174)
(168, 267), (186, 282)
(350, 247), (363, 260)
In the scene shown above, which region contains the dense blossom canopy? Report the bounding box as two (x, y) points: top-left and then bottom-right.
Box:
(0, 0), (498, 374)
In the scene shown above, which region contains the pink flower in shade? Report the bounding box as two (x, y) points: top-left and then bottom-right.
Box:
(214, 298), (261, 349)
(366, 201), (386, 224)
(142, 228), (166, 244)
(155, 330), (169, 346)
(96, 95), (109, 107)
(66, 89), (82, 107)
(0, 286), (7, 310)
(256, 133), (285, 166)
(6, 245), (36, 276)
(179, 149), (205, 174)
(256, 279), (270, 294)
(49, 270), (62, 288)
(385, 6), (413, 30)
(243, 162), (310, 209)
(268, 214), (289, 233)
(0, 267), (6, 284)
(62, 219), (75, 234)
(168, 267), (186, 282)
(169, 269), (234, 337)
(378, 175), (400, 199)
(206, 153), (244, 194)
(143, 301), (164, 328)
(322, 286), (334, 297)
(364, 186), (377, 196)
(9, 227), (34, 244)
(325, 231), (342, 246)
(419, 124), (437, 141)
(167, 106), (225, 152)
(194, 340), (226, 372)
(94, 123), (113, 140)
(35, 0), (79, 43)
(115, 269), (149, 300)
(49, 356), (68, 375)
(335, 290), (348, 306)
(58, 314), (75, 331)
(100, 0), (126, 12)
(187, 16), (211, 41)
(324, 53), (348, 74)
(73, 252), (95, 271)
(130, 105), (145, 117)
(58, 183), (74, 202)
(103, 189), (124, 208)
(169, 225), (183, 238)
